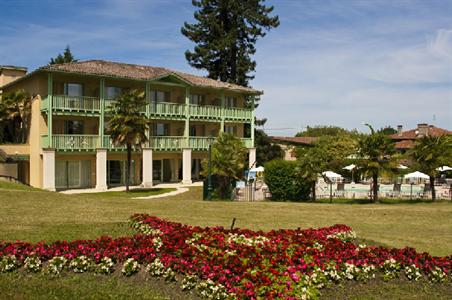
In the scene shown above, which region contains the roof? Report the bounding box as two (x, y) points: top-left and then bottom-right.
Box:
(0, 65), (27, 72)
(389, 126), (452, 140)
(395, 140), (414, 150)
(34, 60), (260, 94)
(271, 136), (318, 145)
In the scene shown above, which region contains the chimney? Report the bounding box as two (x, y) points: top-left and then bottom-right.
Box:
(397, 125), (403, 136)
(417, 123), (429, 137)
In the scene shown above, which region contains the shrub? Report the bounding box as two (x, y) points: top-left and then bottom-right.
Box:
(264, 160), (310, 201)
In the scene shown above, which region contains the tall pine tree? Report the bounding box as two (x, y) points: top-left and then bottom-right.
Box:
(49, 45), (77, 65)
(181, 0), (279, 88)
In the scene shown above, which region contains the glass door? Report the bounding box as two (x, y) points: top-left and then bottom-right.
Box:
(153, 160), (162, 182)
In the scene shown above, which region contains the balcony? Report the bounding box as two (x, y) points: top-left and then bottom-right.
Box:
(41, 95), (101, 114)
(224, 107), (253, 121)
(188, 104), (222, 120)
(41, 134), (100, 151)
(41, 97), (253, 122)
(102, 136), (252, 151)
(149, 102), (185, 119)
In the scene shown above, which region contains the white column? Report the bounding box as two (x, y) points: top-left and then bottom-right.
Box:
(42, 149), (55, 191)
(142, 148), (153, 187)
(182, 148), (192, 184)
(249, 148), (256, 169)
(96, 149), (108, 191)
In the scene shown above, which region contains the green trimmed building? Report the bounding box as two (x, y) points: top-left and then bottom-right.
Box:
(0, 60), (260, 190)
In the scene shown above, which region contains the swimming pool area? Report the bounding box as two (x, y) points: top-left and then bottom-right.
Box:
(316, 183), (451, 199)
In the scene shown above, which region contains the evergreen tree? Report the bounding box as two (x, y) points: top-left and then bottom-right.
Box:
(181, 0), (279, 88)
(49, 45), (77, 65)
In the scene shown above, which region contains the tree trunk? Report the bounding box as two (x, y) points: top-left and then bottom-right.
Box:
(430, 176), (436, 201)
(372, 173), (379, 203)
(126, 143), (132, 192)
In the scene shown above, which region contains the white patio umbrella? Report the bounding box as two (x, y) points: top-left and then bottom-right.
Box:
(404, 171), (429, 180)
(437, 166), (452, 172)
(343, 164), (356, 183)
(343, 164), (356, 171)
(322, 171), (343, 179)
(251, 166), (265, 172)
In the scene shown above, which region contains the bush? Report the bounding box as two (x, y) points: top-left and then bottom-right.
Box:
(264, 160), (310, 201)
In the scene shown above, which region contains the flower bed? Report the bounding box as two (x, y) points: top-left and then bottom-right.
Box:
(0, 214), (450, 299)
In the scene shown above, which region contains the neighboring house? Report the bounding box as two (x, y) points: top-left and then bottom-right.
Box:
(389, 124), (452, 153)
(270, 136), (318, 160)
(0, 65), (27, 95)
(0, 60), (260, 190)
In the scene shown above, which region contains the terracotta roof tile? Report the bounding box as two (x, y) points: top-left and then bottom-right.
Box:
(42, 60), (260, 94)
(395, 140), (414, 149)
(389, 126), (452, 140)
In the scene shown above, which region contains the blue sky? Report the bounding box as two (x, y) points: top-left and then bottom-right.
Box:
(1, 0), (451, 135)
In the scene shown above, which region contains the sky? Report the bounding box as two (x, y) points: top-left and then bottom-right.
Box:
(1, 0), (451, 135)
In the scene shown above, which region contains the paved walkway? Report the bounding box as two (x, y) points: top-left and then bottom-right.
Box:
(60, 181), (202, 196)
(133, 187), (189, 199)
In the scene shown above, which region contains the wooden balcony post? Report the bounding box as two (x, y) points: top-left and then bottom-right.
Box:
(220, 91), (225, 133)
(47, 72), (53, 148)
(184, 87), (190, 143)
(99, 78), (105, 147)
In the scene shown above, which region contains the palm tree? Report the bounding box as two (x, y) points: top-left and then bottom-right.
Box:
(357, 124), (397, 203)
(0, 90), (31, 143)
(407, 135), (452, 201)
(107, 90), (149, 192)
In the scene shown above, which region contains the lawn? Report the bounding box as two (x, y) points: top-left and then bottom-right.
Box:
(0, 181), (451, 299)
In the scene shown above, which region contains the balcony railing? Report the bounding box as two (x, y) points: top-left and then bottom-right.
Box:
(101, 136), (253, 151)
(41, 95), (101, 113)
(224, 107), (253, 120)
(41, 97), (252, 121)
(149, 102), (185, 118)
(104, 99), (147, 113)
(41, 134), (100, 150)
(188, 104), (222, 120)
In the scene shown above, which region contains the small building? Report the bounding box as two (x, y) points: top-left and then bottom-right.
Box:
(270, 136), (317, 160)
(389, 124), (452, 153)
(0, 60), (261, 190)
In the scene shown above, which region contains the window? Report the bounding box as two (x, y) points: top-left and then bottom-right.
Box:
(190, 94), (205, 105)
(225, 125), (236, 135)
(153, 123), (169, 136)
(150, 90), (170, 103)
(106, 86), (123, 99)
(64, 120), (84, 134)
(64, 83), (83, 97)
(224, 96), (236, 108)
(190, 125), (205, 136)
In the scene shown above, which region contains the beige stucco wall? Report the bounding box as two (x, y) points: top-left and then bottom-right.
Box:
(0, 68), (27, 88)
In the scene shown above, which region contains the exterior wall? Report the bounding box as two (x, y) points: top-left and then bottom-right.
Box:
(280, 144), (297, 161)
(0, 68), (27, 88)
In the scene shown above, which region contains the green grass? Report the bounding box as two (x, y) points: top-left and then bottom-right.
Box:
(0, 181), (451, 299)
